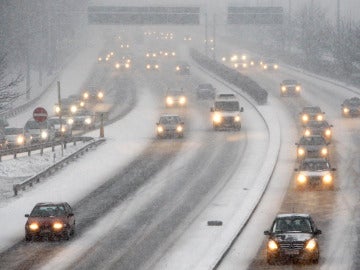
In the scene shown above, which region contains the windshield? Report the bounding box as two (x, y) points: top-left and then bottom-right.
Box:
(214, 101), (240, 111)
(4, 128), (22, 135)
(306, 121), (329, 128)
(273, 217), (313, 233)
(30, 205), (66, 217)
(24, 121), (48, 129)
(283, 80), (297, 85)
(300, 136), (326, 145)
(159, 116), (180, 125)
(303, 107), (321, 114)
(300, 160), (330, 170)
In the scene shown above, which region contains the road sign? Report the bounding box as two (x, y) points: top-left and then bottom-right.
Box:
(227, 6), (283, 25)
(33, 107), (48, 123)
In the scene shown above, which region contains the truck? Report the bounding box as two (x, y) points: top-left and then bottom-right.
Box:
(210, 94), (244, 130)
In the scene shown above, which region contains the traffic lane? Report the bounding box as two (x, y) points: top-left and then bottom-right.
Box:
(240, 66), (355, 269)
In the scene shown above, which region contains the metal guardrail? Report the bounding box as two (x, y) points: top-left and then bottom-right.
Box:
(12, 137), (105, 196)
(0, 136), (94, 161)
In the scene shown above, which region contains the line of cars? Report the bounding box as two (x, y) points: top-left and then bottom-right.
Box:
(263, 105), (334, 265)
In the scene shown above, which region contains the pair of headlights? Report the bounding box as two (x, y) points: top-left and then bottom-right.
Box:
(213, 114), (241, 123)
(297, 147), (328, 157)
(297, 173), (333, 184)
(268, 238), (317, 252)
(304, 129), (331, 137)
(28, 222), (64, 231)
(157, 125), (183, 133)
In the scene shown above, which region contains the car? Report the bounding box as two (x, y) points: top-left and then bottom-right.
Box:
(196, 83), (216, 100)
(67, 109), (96, 130)
(183, 35), (192, 41)
(145, 51), (158, 58)
(302, 120), (333, 142)
(175, 62), (190, 75)
(233, 60), (248, 69)
(145, 59), (160, 70)
(341, 96), (360, 117)
(165, 89), (187, 107)
(262, 58), (279, 70)
(25, 202), (75, 241)
(299, 106), (325, 124)
(294, 158), (336, 189)
(221, 53), (247, 68)
(82, 88), (105, 104)
(280, 79), (301, 96)
(296, 135), (329, 161)
(156, 115), (184, 138)
(114, 58), (131, 70)
(54, 96), (83, 117)
(4, 127), (31, 148)
(264, 213), (321, 264)
(159, 49), (176, 57)
(48, 116), (72, 138)
(210, 94), (244, 130)
(24, 119), (56, 143)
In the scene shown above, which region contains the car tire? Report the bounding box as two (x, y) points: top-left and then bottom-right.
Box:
(25, 234), (32, 242)
(267, 256), (276, 265)
(63, 229), (71, 241)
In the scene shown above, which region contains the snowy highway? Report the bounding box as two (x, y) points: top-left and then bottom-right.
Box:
(0, 17), (360, 270)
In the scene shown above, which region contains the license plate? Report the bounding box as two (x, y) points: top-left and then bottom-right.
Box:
(284, 249), (300, 255)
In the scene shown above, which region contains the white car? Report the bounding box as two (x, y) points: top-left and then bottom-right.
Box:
(4, 127), (32, 148)
(156, 115), (184, 138)
(24, 119), (56, 143)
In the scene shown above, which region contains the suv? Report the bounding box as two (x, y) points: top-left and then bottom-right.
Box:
(299, 106), (325, 124)
(296, 135), (329, 160)
(156, 115), (184, 138)
(196, 83), (216, 100)
(25, 202), (75, 241)
(302, 120), (333, 142)
(210, 94), (244, 130)
(264, 213), (321, 264)
(280, 79), (301, 97)
(294, 158), (336, 189)
(24, 119), (56, 143)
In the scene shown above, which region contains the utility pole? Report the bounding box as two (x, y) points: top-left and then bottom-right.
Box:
(57, 81), (64, 155)
(212, 14), (216, 60)
(205, 12), (208, 57)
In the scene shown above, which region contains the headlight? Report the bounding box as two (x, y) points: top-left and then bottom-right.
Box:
(80, 101), (85, 107)
(176, 66), (180, 71)
(298, 148), (305, 156)
(234, 63), (239, 68)
(304, 129), (311, 136)
(146, 64), (151, 69)
(321, 147), (328, 156)
(179, 96), (186, 105)
(98, 92), (104, 99)
(176, 125), (183, 133)
(234, 115), (241, 122)
(83, 92), (89, 99)
(17, 135), (25, 145)
(125, 63), (130, 69)
(221, 57), (226, 62)
(323, 174), (332, 184)
(41, 131), (48, 139)
(302, 114), (309, 122)
(343, 107), (349, 113)
(325, 129), (331, 137)
(274, 64), (279, 69)
(157, 126), (164, 133)
(85, 118), (92, 125)
(61, 126), (66, 133)
(250, 61), (255, 66)
(267, 239), (278, 251)
(297, 174), (307, 184)
(281, 86), (287, 92)
(213, 113), (222, 123)
(296, 85), (301, 91)
(155, 65), (159, 69)
(166, 97), (174, 106)
(29, 223), (39, 231)
(98, 57), (102, 62)
(55, 106), (61, 114)
(115, 63), (120, 69)
(164, 52), (168, 56)
(52, 222), (64, 230)
(317, 114), (324, 121)
(70, 105), (77, 114)
(305, 238), (317, 251)
(172, 52), (176, 56)
(67, 118), (74, 125)
(264, 65), (268, 69)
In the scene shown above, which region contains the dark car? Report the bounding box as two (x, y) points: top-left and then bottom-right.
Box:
(303, 120), (333, 142)
(156, 115), (184, 138)
(280, 79), (301, 97)
(261, 58), (279, 70)
(296, 135), (329, 160)
(48, 116), (72, 138)
(264, 213), (321, 264)
(196, 83), (216, 100)
(341, 96), (360, 117)
(294, 158), (336, 189)
(175, 62), (190, 75)
(299, 106), (325, 124)
(25, 202), (75, 241)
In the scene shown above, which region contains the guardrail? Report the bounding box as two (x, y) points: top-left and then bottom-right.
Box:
(12, 137), (105, 196)
(190, 48), (268, 105)
(0, 136), (94, 161)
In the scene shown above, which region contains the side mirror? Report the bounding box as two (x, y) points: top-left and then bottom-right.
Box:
(295, 143), (299, 146)
(210, 107), (214, 112)
(68, 213), (74, 217)
(240, 107), (244, 112)
(156, 123), (159, 125)
(264, 230), (271, 235)
(180, 122), (184, 125)
(330, 125), (333, 127)
(25, 214), (29, 218)
(315, 229), (322, 235)
(332, 168), (337, 171)
(326, 142), (330, 145)
(294, 168), (298, 172)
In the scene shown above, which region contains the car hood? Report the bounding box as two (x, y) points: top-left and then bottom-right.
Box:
(300, 170), (328, 177)
(300, 145), (324, 151)
(26, 216), (67, 224)
(274, 232), (313, 242)
(214, 111), (240, 117)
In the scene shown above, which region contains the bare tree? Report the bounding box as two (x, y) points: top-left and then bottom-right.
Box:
(0, 53), (23, 110)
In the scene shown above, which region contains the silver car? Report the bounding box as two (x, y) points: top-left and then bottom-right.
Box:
(24, 119), (56, 143)
(156, 115), (184, 138)
(296, 135), (329, 161)
(4, 127), (32, 148)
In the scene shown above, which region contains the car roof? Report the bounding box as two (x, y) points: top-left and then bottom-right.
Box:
(302, 106), (321, 111)
(160, 114), (180, 118)
(34, 202), (67, 207)
(276, 213), (310, 218)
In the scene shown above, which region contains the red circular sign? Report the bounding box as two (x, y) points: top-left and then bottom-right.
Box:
(33, 107), (48, 122)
